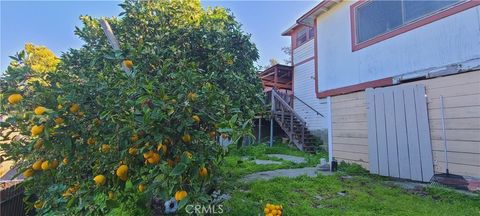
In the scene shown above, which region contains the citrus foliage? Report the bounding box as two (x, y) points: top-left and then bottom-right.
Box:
(23, 43), (61, 73)
(3, 43), (60, 86)
(0, 0), (262, 214)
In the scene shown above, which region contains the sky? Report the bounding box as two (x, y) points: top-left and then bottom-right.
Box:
(0, 0), (318, 74)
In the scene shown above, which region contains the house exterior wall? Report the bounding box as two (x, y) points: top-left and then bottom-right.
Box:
(331, 70), (480, 178)
(293, 39), (314, 65)
(315, 1), (480, 93)
(331, 91), (369, 169)
(292, 38), (328, 142)
(293, 61), (328, 131)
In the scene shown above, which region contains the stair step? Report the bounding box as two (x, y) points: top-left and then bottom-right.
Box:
(269, 103), (318, 153)
(292, 129), (309, 132)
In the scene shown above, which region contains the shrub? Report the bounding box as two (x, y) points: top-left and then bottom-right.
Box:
(0, 0), (262, 214)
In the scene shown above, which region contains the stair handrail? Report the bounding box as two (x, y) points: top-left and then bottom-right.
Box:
(271, 89), (307, 126)
(273, 90), (293, 106)
(271, 89), (307, 150)
(291, 95), (324, 117)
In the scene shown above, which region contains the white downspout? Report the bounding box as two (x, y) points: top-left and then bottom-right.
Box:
(327, 96), (333, 167)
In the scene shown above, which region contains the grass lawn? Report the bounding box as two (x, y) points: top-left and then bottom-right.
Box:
(219, 143), (480, 216)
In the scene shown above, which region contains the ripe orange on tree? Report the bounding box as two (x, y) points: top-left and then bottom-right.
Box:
(192, 115), (200, 124)
(31, 125), (44, 136)
(32, 160), (43, 171)
(123, 59), (133, 69)
(41, 161), (50, 171)
(175, 190), (188, 201)
(69, 103), (80, 113)
(34, 106), (46, 115)
(87, 137), (96, 145)
(23, 168), (35, 178)
(116, 165), (128, 181)
(7, 94), (23, 104)
(181, 134), (191, 143)
(199, 167), (208, 177)
(128, 147), (138, 155)
(93, 175), (106, 186)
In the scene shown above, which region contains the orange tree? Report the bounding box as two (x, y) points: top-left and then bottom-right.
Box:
(0, 0), (263, 215)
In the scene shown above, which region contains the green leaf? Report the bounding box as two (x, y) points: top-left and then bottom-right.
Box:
(178, 196), (190, 209)
(67, 197), (76, 208)
(0, 122), (11, 127)
(230, 114), (238, 124)
(218, 128), (233, 133)
(125, 180), (133, 191)
(170, 163), (187, 176)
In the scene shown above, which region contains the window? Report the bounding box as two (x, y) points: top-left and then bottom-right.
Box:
(295, 26), (315, 47)
(296, 28), (308, 46)
(404, 1), (460, 22)
(353, 0), (463, 45)
(308, 27), (315, 39)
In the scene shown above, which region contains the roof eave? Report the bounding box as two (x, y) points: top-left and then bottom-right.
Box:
(281, 23), (299, 36)
(297, 0), (342, 27)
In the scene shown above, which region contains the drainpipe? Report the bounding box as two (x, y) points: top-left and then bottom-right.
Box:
(327, 96), (333, 168)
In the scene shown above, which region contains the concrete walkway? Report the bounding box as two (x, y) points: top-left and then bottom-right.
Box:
(242, 167), (333, 182)
(266, 154), (306, 164)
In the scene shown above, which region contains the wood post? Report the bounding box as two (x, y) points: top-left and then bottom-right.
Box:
(290, 109), (293, 137)
(99, 19), (131, 75)
(274, 67), (278, 89)
(258, 118), (262, 143)
(270, 90), (276, 147)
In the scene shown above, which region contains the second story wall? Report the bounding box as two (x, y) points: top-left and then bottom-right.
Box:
(293, 39), (314, 65)
(292, 29), (328, 135)
(316, 1), (480, 94)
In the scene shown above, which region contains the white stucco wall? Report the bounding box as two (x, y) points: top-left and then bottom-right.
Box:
(316, 1), (480, 92)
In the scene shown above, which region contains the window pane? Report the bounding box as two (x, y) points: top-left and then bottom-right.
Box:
(404, 0), (460, 22)
(356, 0), (403, 43)
(296, 28), (307, 46)
(308, 27), (315, 39)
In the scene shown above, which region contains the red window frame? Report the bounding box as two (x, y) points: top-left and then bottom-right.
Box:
(294, 26), (315, 49)
(350, 0), (480, 52)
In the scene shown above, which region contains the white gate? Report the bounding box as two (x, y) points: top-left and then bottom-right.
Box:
(366, 84), (434, 182)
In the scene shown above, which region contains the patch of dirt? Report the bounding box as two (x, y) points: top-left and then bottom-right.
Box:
(407, 186), (429, 197)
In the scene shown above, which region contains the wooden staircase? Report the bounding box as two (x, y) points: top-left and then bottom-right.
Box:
(270, 89), (319, 153)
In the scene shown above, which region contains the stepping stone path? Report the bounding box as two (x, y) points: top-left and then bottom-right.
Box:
(240, 154), (333, 182)
(266, 154), (306, 164)
(251, 160), (282, 165)
(242, 167), (333, 182)
(241, 157), (283, 165)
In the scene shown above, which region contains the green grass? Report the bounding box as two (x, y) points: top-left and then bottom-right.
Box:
(224, 175), (480, 216)
(220, 142), (326, 179)
(219, 142), (480, 216)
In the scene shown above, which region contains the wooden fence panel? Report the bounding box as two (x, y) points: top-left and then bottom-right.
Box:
(374, 89), (390, 176)
(404, 87), (424, 181)
(367, 84), (434, 182)
(393, 87), (411, 179)
(366, 88), (378, 174)
(384, 88), (400, 178)
(414, 85), (435, 181)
